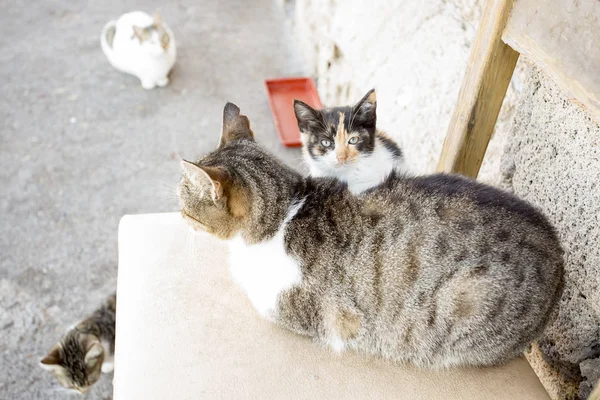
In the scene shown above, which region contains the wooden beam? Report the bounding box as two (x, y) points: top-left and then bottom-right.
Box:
(436, 0), (519, 178)
(503, 0), (600, 125)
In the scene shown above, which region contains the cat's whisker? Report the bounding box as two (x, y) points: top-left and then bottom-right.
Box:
(48, 386), (80, 396)
(348, 107), (356, 132)
(316, 116), (329, 133)
(154, 180), (179, 198)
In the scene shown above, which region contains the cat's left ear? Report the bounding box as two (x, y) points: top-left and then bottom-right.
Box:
(132, 25), (144, 41)
(79, 334), (104, 368)
(180, 160), (228, 203)
(219, 102), (255, 148)
(152, 11), (163, 25)
(84, 343), (104, 368)
(352, 89), (377, 128)
(40, 343), (62, 371)
(293, 100), (324, 133)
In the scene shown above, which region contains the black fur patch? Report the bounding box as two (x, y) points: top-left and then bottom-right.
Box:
(408, 174), (553, 230)
(376, 133), (403, 158)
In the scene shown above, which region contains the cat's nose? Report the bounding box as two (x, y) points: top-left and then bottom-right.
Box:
(337, 155), (346, 164)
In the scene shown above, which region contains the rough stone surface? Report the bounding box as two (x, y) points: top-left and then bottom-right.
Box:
(580, 359), (600, 399)
(0, 0), (304, 399)
(502, 66), (600, 400)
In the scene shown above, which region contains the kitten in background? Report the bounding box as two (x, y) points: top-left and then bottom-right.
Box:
(40, 293), (116, 394)
(294, 89), (407, 194)
(590, 380), (600, 400)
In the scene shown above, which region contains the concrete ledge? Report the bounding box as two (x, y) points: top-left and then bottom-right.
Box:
(114, 212), (550, 400)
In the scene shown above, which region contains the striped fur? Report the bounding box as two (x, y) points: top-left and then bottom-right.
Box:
(40, 293), (116, 393)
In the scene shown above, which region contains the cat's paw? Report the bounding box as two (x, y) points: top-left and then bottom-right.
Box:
(101, 360), (114, 373)
(141, 80), (156, 90)
(156, 77), (169, 87)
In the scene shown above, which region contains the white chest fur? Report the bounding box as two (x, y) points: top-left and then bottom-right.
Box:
(228, 201), (305, 319)
(306, 138), (406, 194)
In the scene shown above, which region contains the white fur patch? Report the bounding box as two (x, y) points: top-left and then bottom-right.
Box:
(100, 339), (114, 373)
(228, 200), (305, 319)
(101, 360), (114, 373)
(328, 335), (346, 353)
(305, 137), (407, 194)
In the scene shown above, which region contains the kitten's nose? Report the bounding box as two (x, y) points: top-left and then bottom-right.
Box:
(337, 154), (346, 164)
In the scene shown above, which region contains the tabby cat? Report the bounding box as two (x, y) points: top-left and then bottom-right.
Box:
(294, 89), (407, 194)
(40, 293), (116, 394)
(178, 102), (564, 368)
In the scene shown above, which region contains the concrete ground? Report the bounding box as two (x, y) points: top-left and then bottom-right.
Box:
(0, 1), (304, 398)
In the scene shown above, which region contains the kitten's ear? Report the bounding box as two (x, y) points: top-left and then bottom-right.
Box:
(132, 25), (144, 41)
(293, 100), (323, 133)
(40, 343), (62, 370)
(352, 89), (377, 128)
(152, 11), (163, 25)
(219, 102), (254, 147)
(180, 160), (228, 202)
(84, 342), (104, 368)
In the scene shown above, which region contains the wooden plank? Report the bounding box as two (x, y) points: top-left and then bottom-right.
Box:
(436, 0), (519, 178)
(503, 0), (600, 124)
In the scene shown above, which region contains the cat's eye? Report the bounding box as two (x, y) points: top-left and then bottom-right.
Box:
(348, 137), (359, 145)
(321, 139), (332, 147)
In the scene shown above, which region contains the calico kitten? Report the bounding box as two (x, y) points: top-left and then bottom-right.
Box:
(40, 293), (116, 394)
(294, 89), (407, 194)
(178, 102), (564, 368)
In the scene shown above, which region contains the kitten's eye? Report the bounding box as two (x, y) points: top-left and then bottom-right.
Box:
(348, 137), (359, 145)
(321, 139), (332, 147)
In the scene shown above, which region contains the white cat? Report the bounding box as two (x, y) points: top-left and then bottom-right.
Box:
(100, 11), (176, 90)
(294, 89), (408, 195)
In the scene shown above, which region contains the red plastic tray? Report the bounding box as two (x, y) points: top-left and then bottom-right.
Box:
(265, 78), (323, 147)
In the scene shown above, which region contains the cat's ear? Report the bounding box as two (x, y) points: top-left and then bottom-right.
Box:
(40, 343), (62, 370)
(84, 342), (104, 368)
(293, 100), (323, 133)
(180, 160), (228, 203)
(132, 25), (144, 41)
(352, 89), (377, 128)
(152, 11), (163, 25)
(219, 102), (254, 147)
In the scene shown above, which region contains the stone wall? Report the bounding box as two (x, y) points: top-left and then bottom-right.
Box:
(502, 67), (600, 400)
(285, 0), (600, 398)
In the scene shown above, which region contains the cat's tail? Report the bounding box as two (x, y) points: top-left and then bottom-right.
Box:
(100, 20), (118, 68)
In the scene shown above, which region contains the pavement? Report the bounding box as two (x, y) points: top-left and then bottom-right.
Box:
(0, 0), (304, 398)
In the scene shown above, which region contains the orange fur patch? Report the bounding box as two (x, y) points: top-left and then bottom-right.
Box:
(228, 185), (249, 218)
(367, 90), (377, 104)
(336, 310), (361, 340)
(334, 112), (360, 163)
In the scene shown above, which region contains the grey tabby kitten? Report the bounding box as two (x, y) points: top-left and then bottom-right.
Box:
(40, 293), (116, 394)
(294, 89), (407, 194)
(178, 103), (564, 368)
